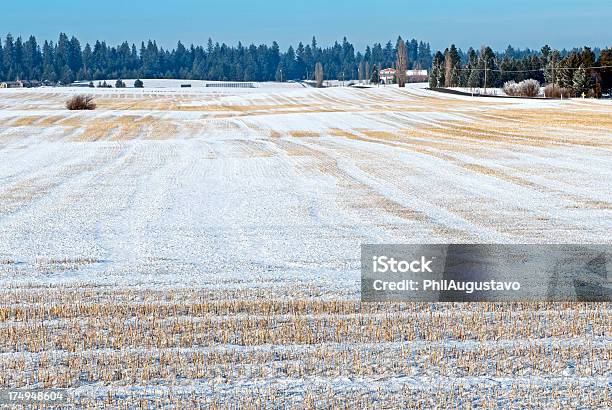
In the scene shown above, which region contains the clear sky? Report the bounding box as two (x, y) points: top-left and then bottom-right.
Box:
(2, 0), (610, 52)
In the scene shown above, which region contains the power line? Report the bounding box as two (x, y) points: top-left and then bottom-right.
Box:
(453, 65), (612, 73)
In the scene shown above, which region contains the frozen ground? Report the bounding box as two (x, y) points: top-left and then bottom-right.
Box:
(0, 82), (610, 407)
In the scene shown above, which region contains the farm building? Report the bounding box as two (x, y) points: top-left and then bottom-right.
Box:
(379, 68), (429, 84)
(71, 81), (94, 88)
(0, 80), (42, 88)
(0, 81), (23, 88)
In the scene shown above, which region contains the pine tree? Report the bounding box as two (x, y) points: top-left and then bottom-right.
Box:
(559, 52), (580, 88)
(428, 68), (437, 88)
(544, 50), (560, 85)
(3, 34), (15, 79)
(599, 48), (612, 94)
(23, 36), (42, 80)
(468, 68), (481, 88)
(572, 65), (589, 96)
(0, 39), (4, 80)
(370, 65), (380, 85)
(59, 65), (72, 84)
(448, 44), (461, 87)
(450, 66), (459, 87)
(479, 46), (495, 89)
(42, 41), (56, 82)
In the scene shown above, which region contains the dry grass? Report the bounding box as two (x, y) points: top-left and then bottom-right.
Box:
(66, 95), (96, 110)
(290, 131), (322, 138)
(11, 116), (42, 126)
(0, 286), (609, 407)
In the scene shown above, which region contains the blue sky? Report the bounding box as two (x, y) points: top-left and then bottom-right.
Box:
(2, 0), (610, 52)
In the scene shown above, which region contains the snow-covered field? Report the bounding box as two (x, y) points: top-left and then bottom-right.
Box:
(0, 82), (610, 407)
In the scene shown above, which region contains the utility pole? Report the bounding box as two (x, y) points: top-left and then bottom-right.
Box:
(552, 54), (556, 96)
(483, 58), (487, 95)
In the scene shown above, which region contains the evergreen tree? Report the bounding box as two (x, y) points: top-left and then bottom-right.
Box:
(572, 65), (589, 96)
(42, 41), (56, 82)
(428, 69), (437, 88)
(461, 48), (477, 86)
(68, 36), (82, 74)
(0, 38), (4, 80)
(55, 33), (70, 75)
(479, 45), (496, 89)
(23, 36), (42, 80)
(433, 51), (445, 87)
(467, 67), (481, 88)
(559, 52), (580, 88)
(543, 49), (560, 85)
(370, 65), (379, 85)
(447, 44), (461, 87)
(3, 34), (15, 79)
(13, 36), (24, 79)
(599, 48), (612, 93)
(429, 51), (443, 87)
(408, 39), (418, 68)
(450, 66), (459, 87)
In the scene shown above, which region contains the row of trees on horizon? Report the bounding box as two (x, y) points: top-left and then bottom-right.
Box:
(429, 44), (612, 96)
(0, 33), (433, 83)
(1, 33), (609, 95)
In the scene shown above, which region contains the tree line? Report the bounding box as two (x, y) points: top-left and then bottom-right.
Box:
(429, 44), (612, 96)
(0, 33), (433, 83)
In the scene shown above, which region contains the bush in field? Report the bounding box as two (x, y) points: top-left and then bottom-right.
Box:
(134, 79), (144, 88)
(503, 79), (540, 97)
(503, 81), (520, 96)
(544, 84), (573, 98)
(518, 79), (540, 97)
(407, 75), (428, 83)
(66, 95), (96, 110)
(115, 79), (126, 88)
(315, 62), (324, 88)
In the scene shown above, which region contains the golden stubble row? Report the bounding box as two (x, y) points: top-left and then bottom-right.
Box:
(0, 305), (608, 352)
(1, 342), (609, 388)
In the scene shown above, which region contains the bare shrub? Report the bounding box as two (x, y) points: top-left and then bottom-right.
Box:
(66, 95), (96, 110)
(544, 84), (574, 98)
(503, 81), (520, 96)
(518, 79), (540, 97)
(407, 75), (428, 83)
(315, 62), (324, 88)
(503, 80), (540, 97)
